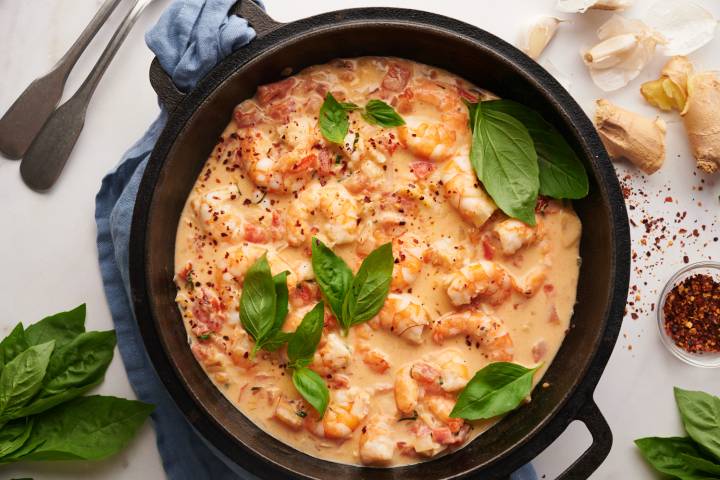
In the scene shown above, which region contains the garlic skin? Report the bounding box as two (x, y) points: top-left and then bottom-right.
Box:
(595, 99), (666, 174)
(582, 15), (665, 92)
(519, 16), (562, 60)
(645, 0), (718, 56)
(556, 0), (632, 14)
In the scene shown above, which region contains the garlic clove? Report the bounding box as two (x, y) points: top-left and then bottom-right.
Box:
(646, 0), (717, 56)
(520, 16), (563, 60)
(583, 33), (638, 68)
(556, 0), (632, 13)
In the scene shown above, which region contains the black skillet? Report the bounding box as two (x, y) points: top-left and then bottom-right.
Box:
(129, 1), (631, 478)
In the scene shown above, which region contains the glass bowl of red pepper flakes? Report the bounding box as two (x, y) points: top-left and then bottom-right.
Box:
(657, 261), (720, 368)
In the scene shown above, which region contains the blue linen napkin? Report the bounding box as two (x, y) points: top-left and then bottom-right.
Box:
(94, 1), (537, 479)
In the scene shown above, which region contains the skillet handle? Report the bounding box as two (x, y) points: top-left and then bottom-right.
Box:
(148, 0), (281, 112)
(554, 399), (612, 480)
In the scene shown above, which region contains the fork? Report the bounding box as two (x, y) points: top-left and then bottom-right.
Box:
(20, 0), (155, 192)
(0, 0), (124, 160)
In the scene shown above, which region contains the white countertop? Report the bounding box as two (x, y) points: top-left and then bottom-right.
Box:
(1, 0), (718, 478)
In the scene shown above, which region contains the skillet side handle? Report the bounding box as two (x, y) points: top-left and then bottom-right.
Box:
(148, 1), (282, 112)
(555, 399), (612, 480)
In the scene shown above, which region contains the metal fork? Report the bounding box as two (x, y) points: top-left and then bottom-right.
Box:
(0, 0), (124, 160)
(20, 0), (155, 192)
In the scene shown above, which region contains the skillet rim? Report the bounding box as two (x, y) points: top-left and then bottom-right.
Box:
(129, 6), (630, 479)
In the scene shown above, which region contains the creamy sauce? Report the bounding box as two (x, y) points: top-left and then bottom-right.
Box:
(173, 57), (582, 467)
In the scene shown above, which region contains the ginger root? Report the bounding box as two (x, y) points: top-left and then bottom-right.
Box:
(594, 99), (666, 174)
(641, 56), (720, 174)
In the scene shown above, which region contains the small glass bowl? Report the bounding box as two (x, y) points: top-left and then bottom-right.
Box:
(657, 261), (720, 368)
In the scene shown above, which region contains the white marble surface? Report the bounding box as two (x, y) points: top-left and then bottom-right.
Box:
(0, 0), (718, 479)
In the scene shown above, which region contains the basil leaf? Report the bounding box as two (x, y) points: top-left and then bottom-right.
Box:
(24, 304), (85, 349)
(342, 243), (393, 329)
(3, 395), (154, 462)
(239, 255), (277, 351)
(287, 302), (325, 368)
(635, 436), (717, 480)
(292, 367), (329, 417)
(0, 324), (29, 366)
(362, 99), (405, 127)
(311, 237), (353, 327)
(0, 341), (55, 419)
(272, 271), (290, 333)
(340, 102), (360, 111)
(680, 453), (720, 475)
(262, 331), (293, 352)
(0, 418), (33, 458)
(38, 331), (116, 397)
(12, 383), (101, 420)
(482, 100), (588, 200)
(450, 362), (539, 420)
(469, 102), (539, 225)
(319, 92), (350, 144)
(675, 387), (720, 460)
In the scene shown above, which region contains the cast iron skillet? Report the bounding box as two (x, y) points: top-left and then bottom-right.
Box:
(129, 2), (630, 478)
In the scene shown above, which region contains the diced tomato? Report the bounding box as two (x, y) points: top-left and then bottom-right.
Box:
(290, 281), (320, 307)
(381, 62), (411, 92)
(267, 98), (296, 123)
(233, 105), (262, 128)
(192, 289), (224, 333)
(292, 154), (317, 172)
(548, 305), (560, 324)
(532, 340), (548, 362)
(256, 77), (297, 105)
(432, 425), (469, 445)
(543, 284), (555, 294)
(410, 161), (435, 179)
(317, 149), (334, 176)
(410, 362), (441, 383)
(456, 84), (480, 103)
(482, 237), (495, 260)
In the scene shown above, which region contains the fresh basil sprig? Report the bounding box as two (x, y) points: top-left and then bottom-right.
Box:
(674, 387), (720, 460)
(482, 100), (589, 200)
(311, 238), (393, 333)
(635, 387), (720, 479)
(286, 302), (329, 416)
(238, 255), (291, 356)
(450, 362), (540, 421)
(466, 100), (590, 225)
(0, 304), (153, 464)
(467, 101), (539, 225)
(362, 99), (405, 127)
(319, 93), (404, 143)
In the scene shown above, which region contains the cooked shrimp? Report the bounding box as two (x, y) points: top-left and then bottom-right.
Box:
(493, 219), (538, 255)
(190, 186), (247, 241)
(286, 181), (360, 247)
(273, 396), (304, 430)
(446, 260), (515, 306)
(425, 395), (464, 433)
(391, 233), (424, 292)
(424, 237), (469, 271)
(314, 387), (370, 439)
(236, 116), (322, 193)
(310, 332), (352, 376)
(359, 414), (395, 465)
(394, 365), (420, 415)
(397, 79), (469, 161)
(374, 293), (429, 344)
(440, 154), (496, 229)
(434, 349), (470, 393)
(432, 309), (514, 361)
(355, 325), (391, 373)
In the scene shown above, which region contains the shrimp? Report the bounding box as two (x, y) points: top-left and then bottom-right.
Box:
(391, 233), (424, 292)
(310, 332), (352, 376)
(440, 154), (497, 229)
(396, 79), (470, 161)
(434, 349), (470, 393)
(493, 219), (538, 255)
(446, 260), (515, 306)
(228, 326), (257, 369)
(236, 116), (322, 193)
(190, 186), (247, 242)
(425, 396), (464, 433)
(273, 396), (304, 430)
(374, 293), (430, 344)
(394, 365), (420, 415)
(286, 181), (360, 247)
(424, 237), (469, 271)
(431, 309), (514, 361)
(309, 388), (370, 439)
(355, 324), (391, 373)
(359, 414), (395, 465)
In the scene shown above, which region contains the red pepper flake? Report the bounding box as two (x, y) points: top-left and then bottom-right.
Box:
(663, 274), (720, 354)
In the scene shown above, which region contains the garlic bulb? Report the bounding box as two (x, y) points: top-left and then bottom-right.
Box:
(556, 0), (632, 14)
(582, 15), (665, 91)
(519, 16), (562, 60)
